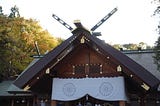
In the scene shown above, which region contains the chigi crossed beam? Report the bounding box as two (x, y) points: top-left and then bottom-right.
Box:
(52, 7), (118, 36)
(30, 8), (118, 59)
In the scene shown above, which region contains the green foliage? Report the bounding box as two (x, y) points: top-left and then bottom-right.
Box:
(0, 6), (3, 15)
(0, 6), (63, 79)
(153, 0), (160, 71)
(153, 37), (160, 70)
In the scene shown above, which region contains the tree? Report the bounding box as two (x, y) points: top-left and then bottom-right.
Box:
(0, 6), (63, 80)
(9, 5), (20, 18)
(0, 6), (3, 15)
(153, 37), (160, 69)
(153, 0), (160, 70)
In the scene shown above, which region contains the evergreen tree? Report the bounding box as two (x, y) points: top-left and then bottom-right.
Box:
(9, 5), (20, 18)
(153, 0), (160, 70)
(154, 37), (160, 70)
(0, 6), (3, 15)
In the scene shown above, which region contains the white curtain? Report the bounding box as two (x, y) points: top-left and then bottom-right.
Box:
(51, 77), (127, 101)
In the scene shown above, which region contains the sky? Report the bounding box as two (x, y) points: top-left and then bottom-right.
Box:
(0, 0), (159, 46)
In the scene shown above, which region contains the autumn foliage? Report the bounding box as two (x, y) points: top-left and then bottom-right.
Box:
(0, 6), (63, 79)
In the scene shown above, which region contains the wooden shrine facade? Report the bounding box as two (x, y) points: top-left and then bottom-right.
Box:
(13, 22), (160, 106)
(53, 43), (121, 78)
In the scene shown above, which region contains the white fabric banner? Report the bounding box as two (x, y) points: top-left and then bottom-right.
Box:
(52, 77), (127, 101)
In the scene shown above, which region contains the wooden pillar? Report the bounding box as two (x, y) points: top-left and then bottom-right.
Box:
(119, 101), (125, 106)
(32, 98), (35, 106)
(33, 96), (38, 106)
(51, 100), (57, 106)
(140, 96), (145, 106)
(27, 99), (30, 106)
(32, 97), (35, 106)
(11, 99), (14, 106)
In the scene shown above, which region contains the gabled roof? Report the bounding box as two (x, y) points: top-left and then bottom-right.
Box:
(0, 81), (31, 97)
(124, 50), (160, 91)
(125, 50), (160, 81)
(0, 81), (14, 97)
(86, 34), (160, 89)
(14, 26), (160, 91)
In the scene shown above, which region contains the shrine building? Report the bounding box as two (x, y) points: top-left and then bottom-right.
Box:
(12, 21), (160, 106)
